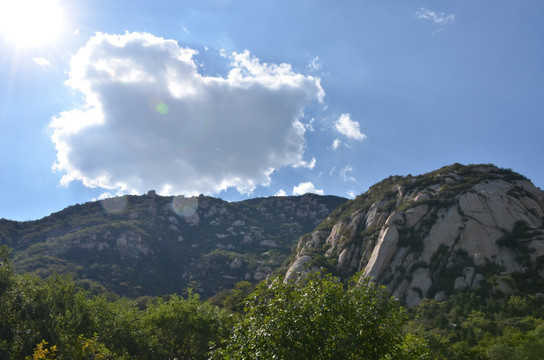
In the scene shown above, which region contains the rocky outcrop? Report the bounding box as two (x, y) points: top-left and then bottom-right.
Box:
(285, 164), (544, 306)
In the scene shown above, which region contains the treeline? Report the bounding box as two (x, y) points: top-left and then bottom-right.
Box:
(3, 244), (544, 359)
(408, 291), (544, 359)
(3, 244), (226, 360)
(1, 245), (427, 359)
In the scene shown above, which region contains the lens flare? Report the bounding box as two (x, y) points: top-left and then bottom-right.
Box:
(171, 196), (198, 217)
(101, 196), (128, 214)
(148, 96), (169, 115)
(147, 96), (211, 151)
(156, 102), (169, 114)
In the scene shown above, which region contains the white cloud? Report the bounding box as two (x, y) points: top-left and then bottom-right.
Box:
(275, 189), (287, 197)
(33, 57), (51, 67)
(293, 181), (324, 195)
(415, 8), (456, 25)
(50, 32), (324, 196)
(340, 165), (356, 182)
(293, 157), (316, 169)
(334, 113), (366, 141)
(331, 138), (341, 150)
(303, 117), (315, 132)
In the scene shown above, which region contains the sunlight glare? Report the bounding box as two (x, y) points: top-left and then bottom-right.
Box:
(0, 0), (64, 47)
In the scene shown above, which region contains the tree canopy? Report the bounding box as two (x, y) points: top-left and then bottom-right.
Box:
(211, 272), (430, 360)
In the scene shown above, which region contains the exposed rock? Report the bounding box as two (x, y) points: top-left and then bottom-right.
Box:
(285, 255), (312, 282)
(184, 212), (200, 226)
(434, 291), (447, 301)
(496, 278), (515, 295)
(472, 273), (485, 287)
(364, 212), (401, 280)
(254, 272), (267, 281)
(259, 239), (277, 247)
(285, 164), (544, 306)
(454, 277), (468, 290)
(229, 258), (242, 269)
(414, 193), (431, 202)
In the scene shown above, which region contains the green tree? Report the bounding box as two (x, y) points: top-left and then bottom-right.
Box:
(0, 246), (14, 358)
(212, 272), (426, 359)
(86, 296), (148, 358)
(143, 291), (231, 359)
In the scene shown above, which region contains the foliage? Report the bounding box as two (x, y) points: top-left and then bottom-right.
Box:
(496, 220), (533, 248)
(408, 291), (544, 359)
(6, 245), (544, 359)
(0, 253), (231, 359)
(207, 280), (254, 312)
(27, 340), (57, 360)
(212, 271), (430, 359)
(142, 292), (232, 360)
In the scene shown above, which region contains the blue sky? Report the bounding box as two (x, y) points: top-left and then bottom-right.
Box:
(1, 0), (543, 221)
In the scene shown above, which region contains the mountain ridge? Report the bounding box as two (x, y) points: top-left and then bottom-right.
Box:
(3, 163), (543, 306)
(0, 192), (347, 298)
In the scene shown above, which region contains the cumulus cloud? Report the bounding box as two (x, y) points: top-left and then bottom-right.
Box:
(293, 181), (324, 195)
(33, 57), (51, 67)
(334, 113), (366, 141)
(275, 189), (287, 197)
(50, 32), (324, 196)
(415, 8), (456, 25)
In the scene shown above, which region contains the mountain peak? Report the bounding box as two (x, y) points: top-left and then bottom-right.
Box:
(285, 163), (544, 306)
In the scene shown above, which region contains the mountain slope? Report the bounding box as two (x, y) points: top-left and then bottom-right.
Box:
(285, 164), (544, 306)
(0, 192), (347, 297)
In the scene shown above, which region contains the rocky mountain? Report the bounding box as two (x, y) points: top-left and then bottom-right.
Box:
(285, 164), (544, 306)
(0, 192), (347, 298)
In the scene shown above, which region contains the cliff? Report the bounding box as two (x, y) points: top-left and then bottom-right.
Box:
(285, 164), (544, 306)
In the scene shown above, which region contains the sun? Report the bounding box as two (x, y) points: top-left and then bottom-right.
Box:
(0, 0), (64, 47)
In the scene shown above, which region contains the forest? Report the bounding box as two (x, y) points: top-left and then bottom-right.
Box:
(2, 246), (544, 359)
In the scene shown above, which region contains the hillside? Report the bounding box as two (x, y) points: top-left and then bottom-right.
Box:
(285, 163), (544, 306)
(0, 192), (347, 297)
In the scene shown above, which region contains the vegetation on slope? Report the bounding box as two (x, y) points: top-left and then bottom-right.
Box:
(3, 244), (544, 359)
(1, 246), (426, 359)
(0, 193), (347, 298)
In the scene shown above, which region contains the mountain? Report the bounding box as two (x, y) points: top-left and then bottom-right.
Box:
(285, 164), (544, 306)
(0, 192), (347, 298)
(3, 163), (543, 306)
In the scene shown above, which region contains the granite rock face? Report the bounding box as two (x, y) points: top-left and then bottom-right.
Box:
(285, 164), (544, 306)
